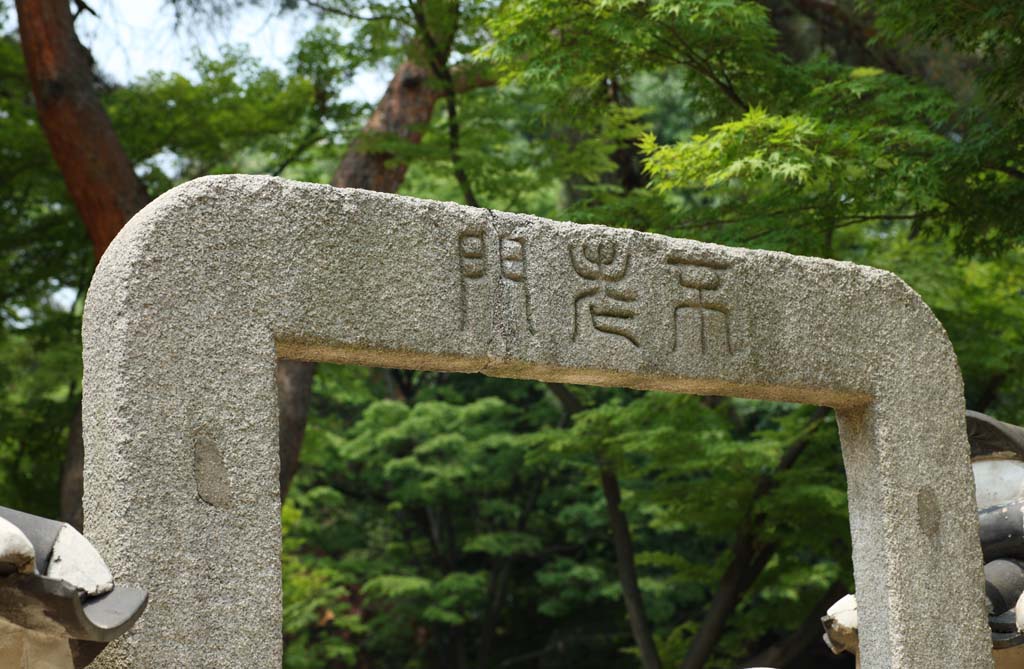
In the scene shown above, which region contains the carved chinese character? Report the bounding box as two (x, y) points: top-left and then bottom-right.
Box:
(457, 227), (534, 333)
(570, 239), (638, 347)
(499, 236), (535, 333)
(666, 251), (734, 354)
(458, 227), (487, 279)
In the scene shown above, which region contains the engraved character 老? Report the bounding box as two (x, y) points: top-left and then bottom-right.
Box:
(570, 238), (639, 347)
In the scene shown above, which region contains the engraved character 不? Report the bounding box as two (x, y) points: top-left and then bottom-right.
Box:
(666, 251), (734, 354)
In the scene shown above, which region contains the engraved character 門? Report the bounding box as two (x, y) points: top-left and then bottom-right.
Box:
(570, 239), (638, 347)
(458, 226), (487, 330)
(457, 226), (534, 332)
(666, 251), (734, 354)
(499, 236), (535, 333)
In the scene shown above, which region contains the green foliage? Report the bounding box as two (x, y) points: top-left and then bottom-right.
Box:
(488, 0), (1024, 253)
(549, 391), (850, 666)
(485, 0), (787, 112)
(869, 0), (1024, 110)
(5, 1), (1024, 667)
(634, 56), (1021, 252)
(108, 45), (364, 185)
(282, 370), (642, 666)
(637, 70), (952, 250)
(281, 352), (856, 666)
(0, 19), (87, 515)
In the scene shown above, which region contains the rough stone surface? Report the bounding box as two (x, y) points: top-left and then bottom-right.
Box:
(82, 175), (991, 668)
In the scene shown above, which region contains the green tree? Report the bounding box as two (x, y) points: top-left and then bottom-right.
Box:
(3, 2), (1023, 668)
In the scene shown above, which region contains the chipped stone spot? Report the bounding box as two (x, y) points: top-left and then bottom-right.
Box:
(917, 486), (941, 540)
(193, 433), (232, 509)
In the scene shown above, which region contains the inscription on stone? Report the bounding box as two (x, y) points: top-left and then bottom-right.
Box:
(499, 235), (535, 333)
(458, 225), (487, 330)
(570, 239), (638, 347)
(458, 225), (535, 333)
(667, 251), (736, 355)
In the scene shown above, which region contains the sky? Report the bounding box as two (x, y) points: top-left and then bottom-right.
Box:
(9, 0), (387, 102)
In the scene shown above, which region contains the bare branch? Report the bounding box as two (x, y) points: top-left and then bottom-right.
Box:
(271, 129), (326, 177)
(71, 0), (97, 21)
(304, 0), (399, 22)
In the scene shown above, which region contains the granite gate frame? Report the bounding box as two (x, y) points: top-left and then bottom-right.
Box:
(82, 175), (991, 668)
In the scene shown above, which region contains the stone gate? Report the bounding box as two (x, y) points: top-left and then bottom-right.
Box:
(82, 175), (991, 668)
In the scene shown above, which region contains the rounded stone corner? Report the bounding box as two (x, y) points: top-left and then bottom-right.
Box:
(868, 265), (960, 364)
(93, 175), (293, 278)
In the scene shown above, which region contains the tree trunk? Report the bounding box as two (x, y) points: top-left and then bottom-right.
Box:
(680, 536), (775, 669)
(679, 408), (829, 669)
(331, 61), (446, 191)
(547, 383), (661, 669)
(276, 359), (316, 499)
(15, 0), (150, 262)
(59, 403), (84, 530)
(17, 0), (150, 529)
(600, 466), (662, 669)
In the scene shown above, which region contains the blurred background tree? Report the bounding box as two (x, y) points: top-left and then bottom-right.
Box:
(1, 0), (1022, 667)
